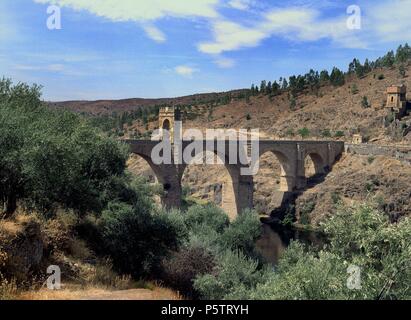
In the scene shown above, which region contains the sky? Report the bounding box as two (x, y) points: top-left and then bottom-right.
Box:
(0, 0), (410, 101)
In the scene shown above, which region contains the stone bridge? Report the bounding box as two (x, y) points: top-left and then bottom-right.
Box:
(125, 139), (344, 219)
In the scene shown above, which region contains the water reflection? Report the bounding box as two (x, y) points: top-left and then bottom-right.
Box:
(255, 224), (325, 265)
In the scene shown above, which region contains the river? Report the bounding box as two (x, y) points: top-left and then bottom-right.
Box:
(255, 223), (325, 265)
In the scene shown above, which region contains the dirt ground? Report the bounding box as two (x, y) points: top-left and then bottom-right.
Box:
(17, 286), (181, 300)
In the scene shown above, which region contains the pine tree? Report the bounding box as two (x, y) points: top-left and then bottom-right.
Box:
(260, 80), (267, 93)
(330, 67), (345, 86)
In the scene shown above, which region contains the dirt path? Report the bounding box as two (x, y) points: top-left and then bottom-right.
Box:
(18, 287), (181, 300)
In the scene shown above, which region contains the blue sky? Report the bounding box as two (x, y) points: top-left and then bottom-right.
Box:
(0, 0), (410, 101)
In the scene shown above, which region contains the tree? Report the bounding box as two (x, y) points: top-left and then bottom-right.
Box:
(259, 80), (267, 94)
(272, 81), (280, 94)
(266, 81), (272, 95)
(361, 96), (370, 108)
(282, 79), (288, 90)
(0, 78), (130, 218)
(382, 51), (395, 68)
(330, 67), (345, 86)
(396, 44), (411, 64)
(289, 95), (297, 110)
(250, 84), (256, 96)
(297, 127), (310, 139)
(320, 70), (330, 82)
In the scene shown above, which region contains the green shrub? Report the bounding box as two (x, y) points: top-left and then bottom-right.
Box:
(322, 203), (411, 299)
(334, 130), (345, 138)
(251, 242), (348, 300)
(299, 201), (316, 225)
(161, 244), (215, 298)
(194, 250), (270, 300)
(361, 96), (370, 108)
(100, 201), (186, 278)
(321, 129), (331, 138)
(184, 204), (229, 235)
(286, 128), (295, 137)
(351, 84), (359, 95)
(218, 210), (261, 256)
(298, 127), (310, 139)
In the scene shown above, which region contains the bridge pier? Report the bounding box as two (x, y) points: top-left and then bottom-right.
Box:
(161, 178), (182, 210)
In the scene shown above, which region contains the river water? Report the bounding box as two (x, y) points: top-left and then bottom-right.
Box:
(255, 223), (325, 265)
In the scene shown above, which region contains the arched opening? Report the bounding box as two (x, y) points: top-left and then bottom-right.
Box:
(162, 119), (171, 131)
(304, 153), (326, 183)
(181, 151), (237, 220)
(127, 153), (162, 206)
(391, 96), (394, 103)
(253, 151), (290, 215)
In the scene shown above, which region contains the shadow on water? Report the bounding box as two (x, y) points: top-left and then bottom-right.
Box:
(255, 223), (326, 266)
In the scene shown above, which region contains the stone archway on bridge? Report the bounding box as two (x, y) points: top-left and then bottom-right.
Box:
(253, 150), (293, 214)
(180, 150), (240, 221)
(127, 153), (163, 207)
(304, 152), (326, 179)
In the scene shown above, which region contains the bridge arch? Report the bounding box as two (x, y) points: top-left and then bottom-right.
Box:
(258, 150), (293, 192)
(180, 149), (240, 220)
(305, 152), (326, 177)
(253, 150), (290, 214)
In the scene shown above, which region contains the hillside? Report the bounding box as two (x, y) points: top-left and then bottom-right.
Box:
(48, 90), (248, 115)
(53, 60), (411, 225)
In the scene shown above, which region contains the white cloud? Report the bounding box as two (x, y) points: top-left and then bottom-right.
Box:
(174, 65), (198, 77)
(198, 7), (364, 55)
(13, 63), (85, 76)
(198, 20), (267, 54)
(142, 24), (166, 42)
(35, 0), (220, 41)
(367, 0), (411, 43)
(35, 0), (220, 20)
(16, 64), (65, 72)
(214, 57), (235, 68)
(228, 0), (252, 10)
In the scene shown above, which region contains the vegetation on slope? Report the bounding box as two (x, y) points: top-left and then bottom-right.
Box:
(1, 70), (410, 301)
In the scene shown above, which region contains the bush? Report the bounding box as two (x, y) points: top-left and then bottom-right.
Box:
(100, 200), (186, 278)
(334, 131), (345, 138)
(321, 129), (331, 138)
(322, 203), (411, 299)
(361, 96), (370, 108)
(351, 84), (359, 95)
(218, 210), (261, 256)
(161, 244), (215, 298)
(251, 242), (348, 300)
(0, 275), (17, 300)
(184, 204), (229, 236)
(194, 250), (270, 300)
(298, 128), (310, 139)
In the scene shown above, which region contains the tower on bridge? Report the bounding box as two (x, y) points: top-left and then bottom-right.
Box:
(159, 106), (181, 142)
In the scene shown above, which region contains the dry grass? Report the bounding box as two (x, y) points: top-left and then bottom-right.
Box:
(0, 276), (18, 300)
(17, 282), (182, 300)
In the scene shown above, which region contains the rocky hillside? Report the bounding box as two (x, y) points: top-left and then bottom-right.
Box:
(57, 61), (411, 224)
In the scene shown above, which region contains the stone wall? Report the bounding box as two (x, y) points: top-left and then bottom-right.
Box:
(345, 143), (411, 164)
